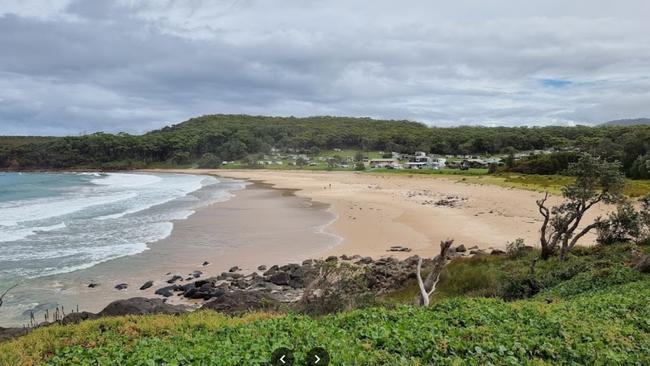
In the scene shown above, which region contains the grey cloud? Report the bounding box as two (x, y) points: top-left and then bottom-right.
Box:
(1, 0), (650, 135)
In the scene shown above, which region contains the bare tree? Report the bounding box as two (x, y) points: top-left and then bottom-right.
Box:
(0, 283), (18, 309)
(415, 239), (454, 306)
(537, 154), (625, 260)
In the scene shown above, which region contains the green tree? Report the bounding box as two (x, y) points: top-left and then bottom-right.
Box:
(536, 154), (626, 260)
(197, 153), (221, 168)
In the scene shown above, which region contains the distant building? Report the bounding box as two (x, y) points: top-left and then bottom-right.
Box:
(369, 158), (400, 168)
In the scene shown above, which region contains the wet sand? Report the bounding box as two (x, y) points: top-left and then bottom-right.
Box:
(1, 181), (337, 326)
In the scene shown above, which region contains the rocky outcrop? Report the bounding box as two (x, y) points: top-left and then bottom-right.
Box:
(98, 297), (187, 317)
(0, 327), (27, 342)
(200, 290), (281, 314)
(61, 311), (99, 325)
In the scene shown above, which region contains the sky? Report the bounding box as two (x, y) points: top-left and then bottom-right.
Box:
(1, 0), (650, 135)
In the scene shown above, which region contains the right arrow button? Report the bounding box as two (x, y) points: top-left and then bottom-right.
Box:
(306, 347), (330, 366)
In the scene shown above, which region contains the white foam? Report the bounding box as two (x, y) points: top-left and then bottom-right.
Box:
(0, 222), (66, 243)
(0, 192), (136, 227)
(91, 173), (162, 187)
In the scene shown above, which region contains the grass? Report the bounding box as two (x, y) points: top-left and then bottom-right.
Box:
(2, 244), (649, 365)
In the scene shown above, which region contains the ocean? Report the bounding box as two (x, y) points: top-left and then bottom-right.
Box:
(0, 172), (245, 282)
(0, 172), (250, 324)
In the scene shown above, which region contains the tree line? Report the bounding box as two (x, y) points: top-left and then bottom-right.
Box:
(0, 114), (649, 178)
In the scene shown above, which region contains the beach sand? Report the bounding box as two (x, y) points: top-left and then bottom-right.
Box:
(0, 180), (337, 325)
(158, 169), (612, 260)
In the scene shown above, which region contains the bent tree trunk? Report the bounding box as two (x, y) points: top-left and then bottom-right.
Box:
(416, 239), (454, 306)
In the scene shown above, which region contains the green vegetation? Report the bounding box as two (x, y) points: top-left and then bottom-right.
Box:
(2, 243), (649, 365)
(2, 114), (650, 180)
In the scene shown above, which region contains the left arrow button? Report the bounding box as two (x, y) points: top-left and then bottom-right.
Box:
(271, 347), (295, 366)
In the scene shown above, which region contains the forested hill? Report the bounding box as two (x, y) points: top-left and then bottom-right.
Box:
(1, 114), (649, 174)
(600, 118), (650, 127)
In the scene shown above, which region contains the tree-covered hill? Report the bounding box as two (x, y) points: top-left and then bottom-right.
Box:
(600, 118), (650, 127)
(1, 114), (649, 177)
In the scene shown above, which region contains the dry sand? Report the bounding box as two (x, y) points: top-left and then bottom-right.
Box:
(161, 169), (612, 260)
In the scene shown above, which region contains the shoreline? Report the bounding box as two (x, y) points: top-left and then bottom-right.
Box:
(0, 173), (338, 327)
(2, 169), (613, 327)
(150, 169), (612, 261)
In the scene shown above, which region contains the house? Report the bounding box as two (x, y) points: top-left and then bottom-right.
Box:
(369, 158), (400, 169)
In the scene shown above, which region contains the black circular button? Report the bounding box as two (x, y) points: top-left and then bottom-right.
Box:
(306, 347), (330, 366)
(271, 347), (295, 366)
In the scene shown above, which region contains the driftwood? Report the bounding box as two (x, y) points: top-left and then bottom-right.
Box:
(415, 239), (454, 306)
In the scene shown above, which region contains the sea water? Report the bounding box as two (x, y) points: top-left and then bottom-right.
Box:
(0, 172), (246, 324)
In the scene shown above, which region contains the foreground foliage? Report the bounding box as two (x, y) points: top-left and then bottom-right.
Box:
(1, 244), (649, 366)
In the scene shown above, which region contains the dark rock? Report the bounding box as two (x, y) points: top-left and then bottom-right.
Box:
(302, 259), (314, 266)
(455, 244), (467, 252)
(202, 261), (210, 266)
(470, 249), (486, 255)
(340, 254), (351, 260)
(166, 275), (182, 284)
(404, 255), (421, 265)
(200, 290), (280, 315)
(229, 266), (240, 273)
(357, 256), (373, 264)
(98, 297), (187, 317)
(280, 263), (300, 273)
(155, 285), (182, 298)
(268, 272), (291, 286)
(88, 283), (99, 288)
(468, 245), (479, 250)
(61, 311), (99, 325)
(325, 255), (338, 262)
(0, 327), (27, 342)
(636, 255), (650, 273)
(491, 249), (506, 256)
(257, 265), (267, 271)
(139, 281), (154, 290)
(191, 271), (203, 278)
(114, 283), (128, 290)
(263, 265), (279, 276)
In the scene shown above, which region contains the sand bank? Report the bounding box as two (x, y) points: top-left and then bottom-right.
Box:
(158, 169), (612, 260)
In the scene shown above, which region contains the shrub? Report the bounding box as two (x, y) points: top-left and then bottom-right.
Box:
(197, 153), (221, 168)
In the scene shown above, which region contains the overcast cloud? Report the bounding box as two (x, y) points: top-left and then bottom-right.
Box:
(1, 0), (649, 135)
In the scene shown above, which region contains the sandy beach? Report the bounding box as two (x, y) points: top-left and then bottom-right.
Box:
(155, 169), (612, 260)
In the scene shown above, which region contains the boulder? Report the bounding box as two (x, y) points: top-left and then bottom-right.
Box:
(191, 271), (203, 278)
(268, 272), (291, 286)
(455, 244), (467, 252)
(114, 283), (128, 290)
(490, 249), (506, 256)
(88, 283), (99, 288)
(263, 265), (279, 276)
(139, 281), (154, 290)
(98, 297), (187, 317)
(166, 275), (182, 284)
(202, 261), (210, 266)
(470, 249), (486, 255)
(340, 254), (351, 260)
(257, 265), (267, 271)
(61, 311), (99, 325)
(356, 256), (373, 264)
(229, 266), (240, 273)
(200, 290), (280, 315)
(325, 255), (338, 262)
(155, 285), (181, 297)
(0, 327), (27, 342)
